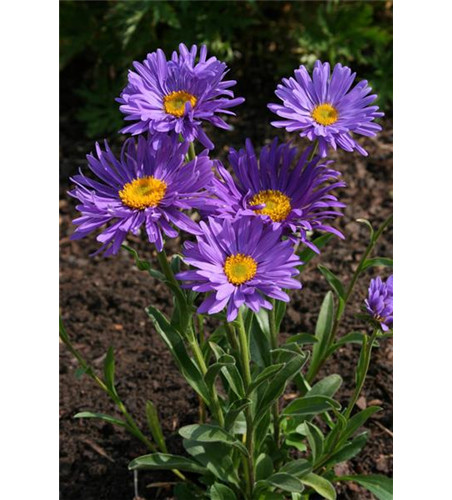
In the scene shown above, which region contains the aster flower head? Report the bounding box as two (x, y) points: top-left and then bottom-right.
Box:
(364, 275), (393, 331)
(176, 216), (302, 321)
(70, 135), (214, 256)
(207, 138), (345, 252)
(117, 43), (245, 150)
(268, 60), (384, 157)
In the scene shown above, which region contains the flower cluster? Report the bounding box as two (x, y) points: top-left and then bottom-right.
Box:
(71, 45), (388, 321)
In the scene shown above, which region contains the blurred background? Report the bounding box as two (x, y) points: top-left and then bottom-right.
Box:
(60, 0), (392, 160)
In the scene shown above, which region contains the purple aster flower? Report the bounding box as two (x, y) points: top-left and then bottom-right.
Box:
(364, 275), (393, 331)
(117, 43), (245, 150)
(176, 216), (302, 322)
(268, 60), (384, 157)
(206, 138), (345, 253)
(69, 135), (214, 256)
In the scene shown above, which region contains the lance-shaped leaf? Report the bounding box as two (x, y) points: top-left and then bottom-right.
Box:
(247, 364), (284, 396)
(256, 473), (305, 493)
(339, 406), (381, 444)
(103, 346), (117, 396)
(74, 411), (127, 428)
(128, 453), (207, 474)
(210, 483), (237, 500)
(255, 453), (274, 481)
(300, 473), (336, 500)
(307, 292), (335, 379)
(146, 306), (210, 403)
(145, 400), (167, 453)
(307, 374), (342, 399)
(279, 459), (312, 478)
(304, 421), (324, 465)
(361, 257), (393, 271)
(250, 315), (272, 367)
(209, 342), (245, 397)
(286, 333), (318, 345)
(255, 352), (308, 426)
(282, 396), (340, 418)
(179, 424), (249, 457)
(327, 332), (379, 357)
(183, 439), (240, 488)
(325, 432), (369, 467)
(224, 398), (251, 431)
(336, 475), (393, 500)
(318, 265), (345, 300)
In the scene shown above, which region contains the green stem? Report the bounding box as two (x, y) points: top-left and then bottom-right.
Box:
(156, 248), (179, 288)
(307, 214), (393, 383)
(308, 141), (319, 162)
(189, 332), (225, 427)
(269, 301), (281, 446)
(344, 329), (379, 419)
(236, 310), (255, 499)
(187, 142), (196, 161)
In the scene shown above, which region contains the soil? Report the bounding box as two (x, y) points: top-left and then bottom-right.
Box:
(60, 120), (393, 500)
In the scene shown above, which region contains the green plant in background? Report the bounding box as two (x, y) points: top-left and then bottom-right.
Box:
(60, 0), (392, 139)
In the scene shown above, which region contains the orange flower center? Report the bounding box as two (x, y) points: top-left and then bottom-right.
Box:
(311, 103), (339, 126)
(224, 254), (258, 285)
(163, 90), (197, 117)
(119, 176), (167, 210)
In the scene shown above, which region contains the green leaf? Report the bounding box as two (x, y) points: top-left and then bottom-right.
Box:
(318, 265), (345, 299)
(327, 332), (367, 356)
(340, 406), (381, 444)
(259, 473), (305, 493)
(286, 333), (318, 345)
(282, 396), (340, 418)
(247, 364), (284, 395)
(74, 411), (127, 428)
(183, 439), (239, 487)
(279, 459), (312, 478)
(210, 483), (237, 500)
(145, 400), (167, 453)
(224, 399), (251, 431)
(128, 453), (206, 474)
(250, 315), (272, 367)
(103, 346), (117, 395)
(255, 352), (308, 426)
(179, 424), (249, 457)
(325, 432), (369, 466)
(300, 473), (336, 500)
(361, 257), (393, 271)
(356, 218), (374, 240)
(337, 475), (393, 500)
(274, 300), (287, 330)
(255, 308), (271, 337)
(74, 366), (88, 380)
(307, 375), (342, 399)
(121, 244), (165, 280)
(256, 453), (274, 481)
(205, 355), (236, 390)
(308, 292), (335, 379)
(304, 422), (324, 465)
(146, 306), (210, 403)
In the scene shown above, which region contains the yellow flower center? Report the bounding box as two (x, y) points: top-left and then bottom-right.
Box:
(249, 189), (292, 222)
(224, 254), (258, 285)
(119, 176), (167, 210)
(163, 90), (197, 117)
(311, 103), (339, 126)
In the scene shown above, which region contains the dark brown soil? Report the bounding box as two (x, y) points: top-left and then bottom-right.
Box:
(60, 122), (392, 500)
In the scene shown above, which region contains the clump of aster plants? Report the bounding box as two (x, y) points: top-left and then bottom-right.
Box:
(60, 45), (393, 500)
